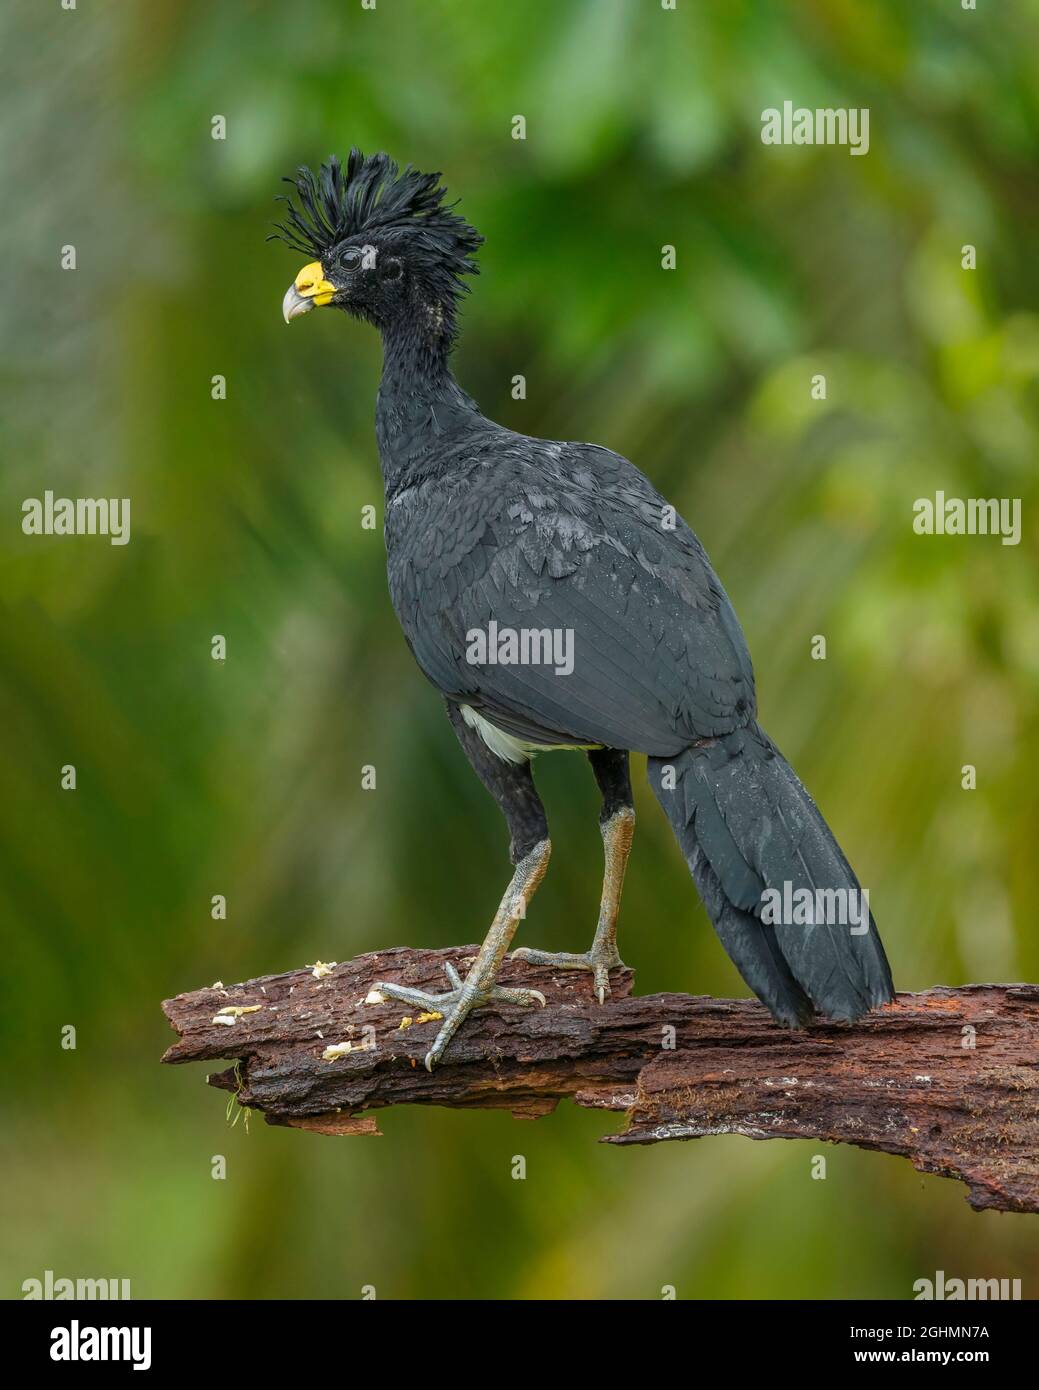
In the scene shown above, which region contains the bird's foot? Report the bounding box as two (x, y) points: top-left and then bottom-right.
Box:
(512, 943), (625, 1005)
(373, 961), (546, 1071)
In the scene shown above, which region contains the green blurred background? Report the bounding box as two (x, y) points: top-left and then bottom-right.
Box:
(3, 0), (1038, 1299)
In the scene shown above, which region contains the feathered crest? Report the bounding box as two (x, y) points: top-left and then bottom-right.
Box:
(269, 150), (483, 283)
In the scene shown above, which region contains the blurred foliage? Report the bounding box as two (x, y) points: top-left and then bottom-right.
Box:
(2, 0), (1038, 1299)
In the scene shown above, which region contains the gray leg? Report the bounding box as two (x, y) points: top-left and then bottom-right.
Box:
(514, 748), (635, 1003)
(377, 840), (550, 1069)
(373, 703), (552, 1070)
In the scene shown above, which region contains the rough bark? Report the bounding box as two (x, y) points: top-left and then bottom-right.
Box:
(161, 947), (1039, 1214)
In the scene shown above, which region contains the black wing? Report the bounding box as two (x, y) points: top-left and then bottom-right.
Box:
(387, 437), (756, 756)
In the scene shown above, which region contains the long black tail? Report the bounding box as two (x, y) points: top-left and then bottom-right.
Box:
(648, 723), (894, 1026)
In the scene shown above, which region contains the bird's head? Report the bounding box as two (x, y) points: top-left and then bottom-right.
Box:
(271, 150), (483, 342)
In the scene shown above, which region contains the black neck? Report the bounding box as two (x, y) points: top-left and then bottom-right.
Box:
(375, 310), (483, 495)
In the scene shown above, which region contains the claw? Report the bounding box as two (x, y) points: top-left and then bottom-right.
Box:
(594, 966), (613, 1005)
(373, 963), (547, 1070)
(514, 945), (624, 1005)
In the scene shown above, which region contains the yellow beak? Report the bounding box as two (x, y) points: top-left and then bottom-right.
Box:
(282, 261), (337, 322)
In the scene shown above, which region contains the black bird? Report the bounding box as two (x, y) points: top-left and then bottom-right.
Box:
(275, 151), (895, 1069)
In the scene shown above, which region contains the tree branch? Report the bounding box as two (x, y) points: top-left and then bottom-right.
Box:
(161, 947), (1039, 1214)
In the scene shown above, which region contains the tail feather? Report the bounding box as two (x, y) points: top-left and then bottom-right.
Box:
(649, 724), (894, 1024)
(687, 835), (815, 1026)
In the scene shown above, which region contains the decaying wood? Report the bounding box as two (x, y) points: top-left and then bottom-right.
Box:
(161, 947), (1039, 1214)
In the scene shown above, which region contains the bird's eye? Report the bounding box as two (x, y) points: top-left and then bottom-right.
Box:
(339, 247), (362, 271)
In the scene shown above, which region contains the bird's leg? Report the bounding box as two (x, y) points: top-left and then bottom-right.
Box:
(375, 839), (550, 1070)
(514, 748), (635, 1003)
(514, 810), (633, 1002)
(373, 702), (552, 1069)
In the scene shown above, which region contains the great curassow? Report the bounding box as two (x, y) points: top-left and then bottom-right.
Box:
(274, 150), (895, 1069)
